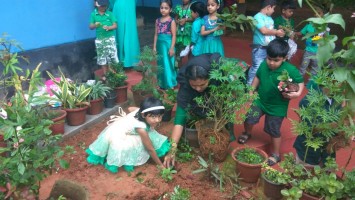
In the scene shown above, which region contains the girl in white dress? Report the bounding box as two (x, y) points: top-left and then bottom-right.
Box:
(86, 97), (171, 173)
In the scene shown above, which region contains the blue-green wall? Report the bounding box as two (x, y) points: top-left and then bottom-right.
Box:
(0, 0), (95, 51)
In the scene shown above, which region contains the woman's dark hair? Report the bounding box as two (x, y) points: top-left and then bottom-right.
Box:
(186, 65), (210, 80)
(160, 0), (172, 8)
(135, 97), (165, 122)
(190, 1), (207, 17)
(266, 38), (290, 58)
(280, 0), (297, 10)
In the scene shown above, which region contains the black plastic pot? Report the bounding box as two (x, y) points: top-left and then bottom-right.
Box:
(104, 92), (117, 108)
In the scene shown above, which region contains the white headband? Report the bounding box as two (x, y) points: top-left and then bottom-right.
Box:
(141, 106), (165, 113)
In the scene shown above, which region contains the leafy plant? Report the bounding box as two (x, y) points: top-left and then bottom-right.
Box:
(261, 163), (291, 185)
(169, 185), (190, 200)
(131, 46), (160, 97)
(217, 4), (256, 32)
(159, 167), (177, 182)
(0, 36), (74, 198)
(86, 80), (111, 100)
(209, 136), (216, 144)
(235, 147), (265, 164)
(175, 138), (194, 163)
(47, 68), (92, 109)
(194, 58), (256, 135)
(105, 63), (127, 88)
(160, 88), (177, 110)
(281, 187), (303, 200)
(343, 169), (355, 199)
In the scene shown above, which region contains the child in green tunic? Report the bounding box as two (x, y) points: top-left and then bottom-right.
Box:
(174, 0), (193, 60)
(239, 39), (305, 166)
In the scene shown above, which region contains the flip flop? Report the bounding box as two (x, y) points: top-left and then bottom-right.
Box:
(237, 132), (251, 144)
(267, 153), (281, 166)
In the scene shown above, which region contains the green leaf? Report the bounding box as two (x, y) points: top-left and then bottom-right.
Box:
(18, 162), (25, 175)
(324, 14), (345, 30)
(59, 159), (70, 169)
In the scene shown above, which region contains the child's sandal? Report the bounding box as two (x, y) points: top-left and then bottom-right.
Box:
(267, 153), (281, 166)
(237, 132), (251, 144)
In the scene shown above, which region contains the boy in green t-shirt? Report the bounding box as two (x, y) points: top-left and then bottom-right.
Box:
(238, 39), (305, 166)
(274, 0), (296, 40)
(89, 0), (118, 77)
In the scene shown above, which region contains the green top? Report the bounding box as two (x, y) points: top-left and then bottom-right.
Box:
(174, 4), (192, 46)
(300, 23), (318, 53)
(255, 61), (304, 117)
(90, 9), (117, 39)
(273, 15), (295, 40)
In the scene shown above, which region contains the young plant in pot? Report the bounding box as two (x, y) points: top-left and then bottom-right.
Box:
(47, 69), (92, 126)
(261, 163), (291, 199)
(86, 80), (111, 115)
(160, 88), (177, 122)
(194, 58), (256, 162)
(231, 146), (268, 183)
(37, 105), (67, 135)
(105, 62), (128, 104)
(131, 46), (160, 106)
(0, 36), (74, 199)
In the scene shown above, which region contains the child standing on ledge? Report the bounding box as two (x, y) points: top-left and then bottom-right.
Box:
(89, 0), (119, 78)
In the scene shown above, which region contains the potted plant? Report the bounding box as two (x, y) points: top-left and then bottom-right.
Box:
(86, 80), (111, 115)
(160, 88), (177, 122)
(194, 58), (256, 162)
(231, 147), (268, 183)
(280, 154), (346, 200)
(37, 105), (67, 135)
(47, 68), (92, 126)
(131, 46), (160, 106)
(105, 62), (128, 104)
(261, 163), (291, 199)
(0, 36), (73, 199)
(277, 70), (299, 93)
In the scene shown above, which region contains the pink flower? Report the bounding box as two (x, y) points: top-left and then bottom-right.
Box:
(13, 142), (19, 149)
(19, 138), (24, 143)
(351, 13), (355, 18)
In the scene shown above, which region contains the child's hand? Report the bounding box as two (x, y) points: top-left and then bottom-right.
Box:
(153, 47), (157, 53)
(103, 25), (110, 31)
(179, 18), (186, 26)
(95, 22), (101, 27)
(276, 29), (285, 37)
(168, 48), (175, 57)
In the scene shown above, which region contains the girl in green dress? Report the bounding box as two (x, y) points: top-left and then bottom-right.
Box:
(201, 0), (225, 56)
(86, 97), (171, 173)
(174, 0), (193, 63)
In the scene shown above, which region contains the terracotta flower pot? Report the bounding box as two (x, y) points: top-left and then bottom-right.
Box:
(300, 192), (321, 200)
(231, 147), (268, 183)
(88, 98), (104, 115)
(261, 173), (286, 200)
(64, 106), (88, 126)
(49, 109), (67, 135)
(115, 84), (128, 104)
(132, 89), (152, 106)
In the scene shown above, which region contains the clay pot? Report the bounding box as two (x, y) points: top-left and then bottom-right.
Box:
(182, 127), (199, 148)
(231, 147), (268, 183)
(88, 98), (104, 115)
(162, 109), (172, 122)
(261, 173), (286, 200)
(300, 192), (321, 200)
(195, 120), (230, 162)
(49, 109), (67, 135)
(64, 106), (88, 126)
(115, 84), (128, 104)
(132, 89), (152, 106)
